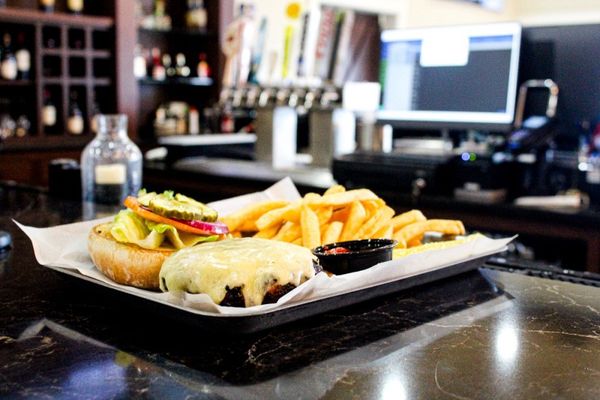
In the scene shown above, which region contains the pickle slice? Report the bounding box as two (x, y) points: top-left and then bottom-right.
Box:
(148, 195), (205, 221)
(136, 190), (158, 207)
(175, 193), (218, 222)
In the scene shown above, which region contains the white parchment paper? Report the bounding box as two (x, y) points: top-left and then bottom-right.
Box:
(16, 177), (514, 317)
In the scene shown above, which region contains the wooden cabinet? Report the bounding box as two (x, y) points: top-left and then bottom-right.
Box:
(0, 2), (116, 186)
(134, 0), (231, 142)
(0, 0), (233, 187)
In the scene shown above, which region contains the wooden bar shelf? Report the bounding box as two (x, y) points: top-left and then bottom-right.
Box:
(0, 8), (113, 28)
(0, 80), (34, 87)
(138, 77), (213, 87)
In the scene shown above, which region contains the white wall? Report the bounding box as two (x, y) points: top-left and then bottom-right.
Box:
(516, 0), (600, 26)
(402, 0), (516, 28)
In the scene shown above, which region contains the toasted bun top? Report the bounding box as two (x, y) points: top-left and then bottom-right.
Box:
(159, 238), (317, 307)
(88, 223), (174, 289)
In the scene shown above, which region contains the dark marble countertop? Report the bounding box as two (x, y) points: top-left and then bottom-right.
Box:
(1, 184), (600, 399)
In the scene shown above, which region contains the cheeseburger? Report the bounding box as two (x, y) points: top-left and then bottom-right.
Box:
(159, 238), (319, 307)
(88, 190), (228, 289)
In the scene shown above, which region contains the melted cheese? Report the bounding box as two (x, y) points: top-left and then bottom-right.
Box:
(159, 238), (317, 307)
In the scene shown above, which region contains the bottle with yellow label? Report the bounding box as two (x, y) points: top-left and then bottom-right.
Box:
(39, 0), (55, 13)
(67, 0), (84, 14)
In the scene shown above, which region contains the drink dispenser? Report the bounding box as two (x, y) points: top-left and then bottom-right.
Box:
(309, 86), (355, 168)
(254, 86), (298, 169)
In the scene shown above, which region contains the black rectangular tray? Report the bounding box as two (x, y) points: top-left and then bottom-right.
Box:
(54, 255), (491, 334)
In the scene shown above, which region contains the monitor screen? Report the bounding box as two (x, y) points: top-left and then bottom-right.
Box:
(378, 23), (522, 131)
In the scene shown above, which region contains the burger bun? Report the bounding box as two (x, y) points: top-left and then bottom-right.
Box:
(88, 223), (174, 289)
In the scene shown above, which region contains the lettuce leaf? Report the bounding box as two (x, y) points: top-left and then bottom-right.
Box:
(111, 210), (151, 243)
(110, 209), (217, 250)
(145, 221), (219, 249)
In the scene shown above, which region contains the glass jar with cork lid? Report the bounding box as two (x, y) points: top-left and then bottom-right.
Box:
(81, 114), (142, 208)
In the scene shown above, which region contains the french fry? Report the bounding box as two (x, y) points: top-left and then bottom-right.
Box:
(221, 200), (289, 231)
(253, 224), (281, 239)
(238, 220), (258, 232)
(255, 200), (300, 230)
(323, 184), (346, 196)
(273, 221), (301, 242)
(311, 189), (378, 207)
(391, 210), (427, 232)
(322, 221), (344, 245)
(331, 205), (351, 222)
(221, 183), (467, 251)
(407, 237), (423, 247)
(362, 199), (386, 219)
(301, 205), (321, 249)
(316, 206), (333, 225)
(340, 201), (367, 241)
(354, 205), (395, 239)
(303, 192), (321, 203)
(374, 224), (393, 240)
(393, 219), (465, 245)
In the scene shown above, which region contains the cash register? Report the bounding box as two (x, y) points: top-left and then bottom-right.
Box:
(333, 22), (523, 198)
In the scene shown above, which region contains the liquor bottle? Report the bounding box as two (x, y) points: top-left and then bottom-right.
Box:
(153, 0), (171, 31)
(175, 53), (190, 77)
(0, 98), (15, 139)
(186, 0), (207, 31)
(42, 89), (57, 135)
(188, 106), (200, 135)
(197, 52), (210, 78)
(1, 33), (18, 81)
(67, 0), (84, 14)
(15, 115), (31, 138)
(39, 0), (55, 12)
(15, 33), (31, 81)
(220, 103), (234, 134)
(162, 54), (176, 77)
(81, 114), (142, 206)
(151, 48), (165, 81)
(90, 94), (101, 133)
(133, 44), (147, 79)
(67, 91), (84, 135)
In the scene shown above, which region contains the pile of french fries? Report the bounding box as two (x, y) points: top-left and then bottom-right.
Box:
(220, 185), (465, 249)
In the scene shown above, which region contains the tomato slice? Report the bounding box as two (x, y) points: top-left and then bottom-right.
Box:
(123, 196), (229, 236)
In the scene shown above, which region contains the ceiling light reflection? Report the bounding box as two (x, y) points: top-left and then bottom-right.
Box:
(495, 324), (519, 367)
(381, 375), (407, 400)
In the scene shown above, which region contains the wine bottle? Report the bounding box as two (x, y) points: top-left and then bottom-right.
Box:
(188, 106), (200, 135)
(175, 53), (190, 77)
(67, 0), (84, 14)
(15, 115), (31, 138)
(186, 0), (207, 30)
(90, 94), (101, 133)
(1, 33), (17, 81)
(197, 52), (210, 78)
(42, 90), (57, 135)
(15, 33), (31, 81)
(67, 91), (84, 135)
(133, 45), (147, 79)
(153, 0), (171, 30)
(162, 54), (176, 77)
(151, 48), (165, 81)
(39, 0), (55, 13)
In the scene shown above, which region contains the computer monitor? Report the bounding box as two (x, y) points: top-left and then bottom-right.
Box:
(378, 22), (522, 132)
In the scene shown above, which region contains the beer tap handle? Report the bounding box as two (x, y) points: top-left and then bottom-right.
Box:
(232, 87), (244, 108)
(246, 86), (259, 108)
(258, 88), (272, 108)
